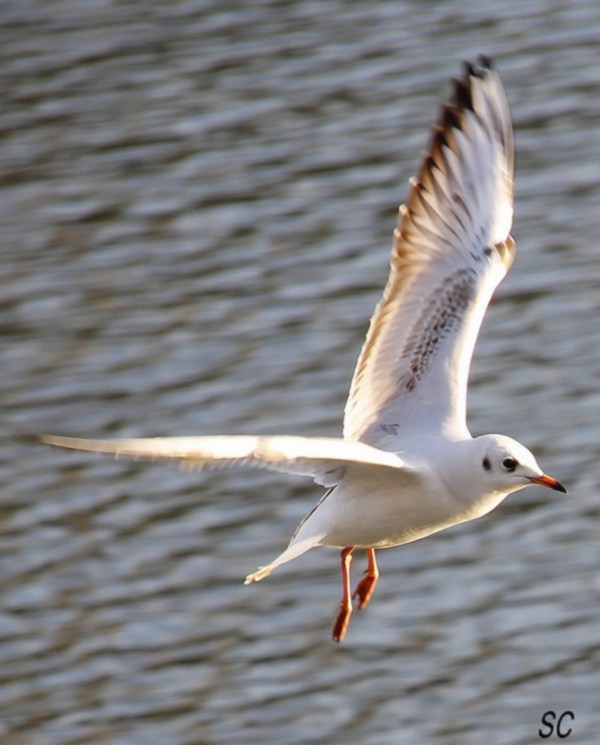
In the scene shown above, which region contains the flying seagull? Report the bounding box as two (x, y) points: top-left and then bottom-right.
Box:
(40, 57), (566, 642)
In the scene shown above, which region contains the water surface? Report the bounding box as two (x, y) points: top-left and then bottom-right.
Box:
(2, 1), (600, 743)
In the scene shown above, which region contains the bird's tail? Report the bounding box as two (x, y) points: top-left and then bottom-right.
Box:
(244, 533), (325, 584)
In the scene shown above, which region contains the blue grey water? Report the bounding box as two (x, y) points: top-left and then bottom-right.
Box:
(2, 1), (600, 743)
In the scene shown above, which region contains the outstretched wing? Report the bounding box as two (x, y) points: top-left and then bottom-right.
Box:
(343, 56), (515, 448)
(39, 434), (416, 488)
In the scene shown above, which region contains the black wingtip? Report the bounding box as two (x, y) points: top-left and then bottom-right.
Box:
(446, 56), (496, 116)
(452, 76), (474, 112)
(478, 53), (494, 70)
(459, 56), (495, 88)
(22, 433), (46, 446)
(440, 105), (462, 132)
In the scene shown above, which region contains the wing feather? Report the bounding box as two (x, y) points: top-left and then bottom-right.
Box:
(39, 434), (414, 488)
(343, 57), (515, 447)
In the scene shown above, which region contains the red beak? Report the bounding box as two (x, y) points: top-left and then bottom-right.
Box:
(529, 474), (567, 493)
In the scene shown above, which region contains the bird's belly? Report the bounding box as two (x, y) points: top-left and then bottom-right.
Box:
(325, 513), (458, 550)
(316, 477), (464, 550)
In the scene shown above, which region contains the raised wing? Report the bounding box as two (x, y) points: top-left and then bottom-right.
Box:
(39, 434), (415, 488)
(343, 56), (515, 447)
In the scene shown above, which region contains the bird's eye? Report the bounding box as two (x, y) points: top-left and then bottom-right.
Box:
(502, 457), (517, 472)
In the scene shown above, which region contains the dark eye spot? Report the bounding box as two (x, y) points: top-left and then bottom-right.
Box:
(502, 457), (517, 472)
(482, 456), (491, 471)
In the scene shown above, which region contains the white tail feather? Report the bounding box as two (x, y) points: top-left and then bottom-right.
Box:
(244, 533), (326, 583)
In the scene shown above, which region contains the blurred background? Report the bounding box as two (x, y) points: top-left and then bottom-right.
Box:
(2, 1), (599, 743)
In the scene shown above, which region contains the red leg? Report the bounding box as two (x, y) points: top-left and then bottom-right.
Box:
(352, 548), (379, 610)
(332, 547), (354, 642)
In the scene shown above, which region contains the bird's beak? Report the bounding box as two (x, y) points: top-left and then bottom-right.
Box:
(528, 474), (567, 493)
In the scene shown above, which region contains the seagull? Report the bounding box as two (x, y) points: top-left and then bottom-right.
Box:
(40, 56), (566, 642)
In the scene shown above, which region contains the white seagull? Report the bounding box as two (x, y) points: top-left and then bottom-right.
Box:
(41, 57), (565, 642)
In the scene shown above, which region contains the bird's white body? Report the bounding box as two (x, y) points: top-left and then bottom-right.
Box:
(246, 433), (548, 582)
(40, 57), (565, 640)
(40, 429), (557, 587)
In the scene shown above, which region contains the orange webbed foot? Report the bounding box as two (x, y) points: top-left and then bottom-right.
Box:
(332, 602), (353, 642)
(352, 548), (379, 610)
(352, 573), (378, 609)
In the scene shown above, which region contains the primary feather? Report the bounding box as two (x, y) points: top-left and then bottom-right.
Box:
(38, 434), (415, 488)
(343, 58), (515, 447)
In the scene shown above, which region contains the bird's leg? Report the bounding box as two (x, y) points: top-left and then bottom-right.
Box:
(352, 548), (379, 610)
(332, 547), (354, 642)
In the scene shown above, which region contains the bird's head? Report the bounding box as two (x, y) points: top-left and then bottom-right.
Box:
(476, 434), (566, 495)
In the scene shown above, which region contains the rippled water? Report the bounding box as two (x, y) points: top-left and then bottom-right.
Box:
(2, 1), (600, 743)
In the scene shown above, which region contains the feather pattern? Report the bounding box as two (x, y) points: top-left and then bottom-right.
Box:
(38, 434), (416, 488)
(343, 57), (515, 447)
